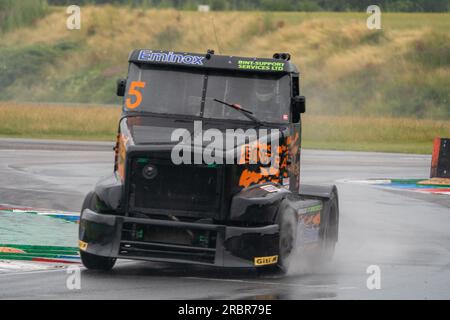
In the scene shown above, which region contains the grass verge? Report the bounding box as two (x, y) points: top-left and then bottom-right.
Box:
(0, 102), (121, 141)
(0, 9), (449, 118)
(1, 102), (448, 154)
(302, 115), (449, 154)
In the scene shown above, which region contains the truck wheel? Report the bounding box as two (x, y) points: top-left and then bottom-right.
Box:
(80, 251), (116, 271)
(277, 208), (298, 273)
(79, 192), (116, 271)
(259, 205), (297, 275)
(318, 191), (339, 262)
(80, 191), (96, 216)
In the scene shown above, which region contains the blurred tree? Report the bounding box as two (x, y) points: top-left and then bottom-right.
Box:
(45, 0), (450, 12)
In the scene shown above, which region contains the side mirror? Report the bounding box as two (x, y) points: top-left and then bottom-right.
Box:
(292, 95), (306, 123)
(116, 78), (127, 97)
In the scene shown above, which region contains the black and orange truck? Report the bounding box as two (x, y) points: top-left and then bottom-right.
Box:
(78, 50), (339, 273)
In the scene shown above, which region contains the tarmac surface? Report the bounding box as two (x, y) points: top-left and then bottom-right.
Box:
(0, 139), (449, 299)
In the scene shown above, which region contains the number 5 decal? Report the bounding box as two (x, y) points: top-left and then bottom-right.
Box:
(126, 81), (146, 109)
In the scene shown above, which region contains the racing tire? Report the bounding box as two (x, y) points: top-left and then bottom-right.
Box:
(79, 192), (117, 271)
(80, 250), (116, 271)
(317, 190), (339, 262)
(258, 204), (298, 276)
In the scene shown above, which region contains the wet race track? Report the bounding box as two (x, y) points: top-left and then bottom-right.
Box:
(0, 139), (449, 299)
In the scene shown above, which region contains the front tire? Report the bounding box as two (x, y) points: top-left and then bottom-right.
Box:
(317, 189), (339, 262)
(80, 250), (116, 271)
(277, 207), (298, 273)
(79, 192), (116, 271)
(259, 204), (297, 275)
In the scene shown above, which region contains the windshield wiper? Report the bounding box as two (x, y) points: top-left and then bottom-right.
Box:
(213, 99), (263, 126)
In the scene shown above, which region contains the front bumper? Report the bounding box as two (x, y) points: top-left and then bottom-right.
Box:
(79, 209), (280, 268)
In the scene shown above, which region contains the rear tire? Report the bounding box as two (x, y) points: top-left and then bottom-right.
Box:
(79, 192), (116, 271)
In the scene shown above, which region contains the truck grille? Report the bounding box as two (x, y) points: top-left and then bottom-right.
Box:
(128, 156), (222, 215)
(120, 222), (217, 264)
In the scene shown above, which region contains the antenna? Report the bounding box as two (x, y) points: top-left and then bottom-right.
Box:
(211, 17), (222, 54)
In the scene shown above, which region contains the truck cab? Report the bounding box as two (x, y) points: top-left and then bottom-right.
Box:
(78, 50), (339, 273)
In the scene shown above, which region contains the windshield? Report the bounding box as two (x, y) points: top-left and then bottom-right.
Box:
(124, 63), (291, 123)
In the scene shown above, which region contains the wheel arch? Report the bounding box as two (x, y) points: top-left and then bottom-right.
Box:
(299, 184), (339, 242)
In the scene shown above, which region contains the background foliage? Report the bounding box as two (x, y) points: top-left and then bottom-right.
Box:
(44, 0), (450, 12)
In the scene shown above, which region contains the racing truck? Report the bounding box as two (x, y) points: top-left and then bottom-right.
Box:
(78, 49), (339, 273)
